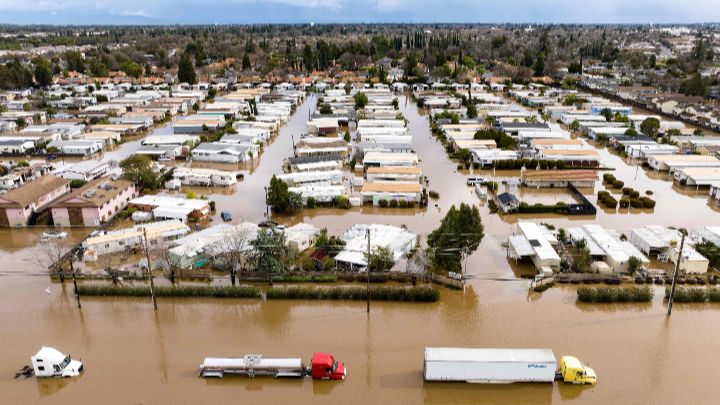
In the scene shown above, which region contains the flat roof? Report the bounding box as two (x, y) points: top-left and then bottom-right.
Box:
(366, 166), (422, 174)
(522, 170), (597, 181)
(361, 182), (422, 193)
(424, 348), (556, 363)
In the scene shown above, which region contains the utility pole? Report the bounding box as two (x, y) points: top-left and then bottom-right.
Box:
(69, 252), (81, 309)
(366, 228), (371, 313)
(143, 228), (158, 310)
(667, 232), (686, 316)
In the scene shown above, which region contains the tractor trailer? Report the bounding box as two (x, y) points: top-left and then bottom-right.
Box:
(198, 352), (346, 380)
(423, 348), (595, 385)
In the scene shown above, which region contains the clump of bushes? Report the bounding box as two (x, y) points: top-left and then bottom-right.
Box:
(390, 199), (398, 208)
(428, 190), (440, 199)
(577, 286), (653, 303)
(664, 286), (720, 303)
(306, 197), (317, 208)
(533, 282), (554, 293)
(597, 191), (618, 208)
(619, 197), (630, 208)
(266, 286), (440, 302)
(77, 285), (261, 298)
(611, 179), (625, 189)
(378, 199), (388, 207)
(603, 173), (616, 183)
(335, 195), (352, 209)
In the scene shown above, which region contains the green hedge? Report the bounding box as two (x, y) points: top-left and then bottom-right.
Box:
(664, 286), (720, 303)
(77, 285), (261, 298)
(272, 275), (338, 283)
(518, 201), (567, 214)
(266, 286), (439, 302)
(577, 286), (653, 303)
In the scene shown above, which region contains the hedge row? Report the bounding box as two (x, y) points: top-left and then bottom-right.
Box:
(664, 286), (720, 303)
(493, 159), (595, 170)
(77, 285), (262, 298)
(518, 201), (567, 214)
(272, 275), (338, 283)
(266, 286), (440, 302)
(577, 286), (653, 303)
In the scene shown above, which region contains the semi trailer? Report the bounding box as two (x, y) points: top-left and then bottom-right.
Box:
(423, 348), (595, 385)
(198, 352), (346, 380)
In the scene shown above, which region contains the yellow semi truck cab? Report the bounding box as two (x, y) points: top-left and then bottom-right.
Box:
(558, 356), (596, 385)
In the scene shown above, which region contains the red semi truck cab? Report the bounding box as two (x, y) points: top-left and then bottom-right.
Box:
(310, 352), (347, 380)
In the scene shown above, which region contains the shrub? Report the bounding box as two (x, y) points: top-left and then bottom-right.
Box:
(335, 195), (351, 209)
(630, 190), (640, 198)
(629, 198), (644, 208)
(428, 190), (440, 199)
(619, 198), (630, 208)
(641, 197), (656, 209)
(399, 200), (409, 208)
(533, 282), (554, 292)
(472, 162), (480, 169)
(389, 199), (398, 208)
(603, 173), (616, 183)
(612, 180), (624, 189)
(622, 187), (632, 195)
(306, 196), (317, 208)
(266, 286), (440, 302)
(577, 286), (653, 303)
(456, 164), (465, 170)
(378, 199), (388, 207)
(77, 285), (261, 298)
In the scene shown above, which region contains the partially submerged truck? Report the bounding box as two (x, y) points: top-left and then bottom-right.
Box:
(31, 347), (84, 378)
(423, 348), (595, 385)
(198, 352), (346, 380)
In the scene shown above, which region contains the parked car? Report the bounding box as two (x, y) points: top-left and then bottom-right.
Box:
(466, 176), (487, 186)
(41, 230), (68, 240)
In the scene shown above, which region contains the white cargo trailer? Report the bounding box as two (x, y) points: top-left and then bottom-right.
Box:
(199, 355), (305, 378)
(423, 348), (557, 383)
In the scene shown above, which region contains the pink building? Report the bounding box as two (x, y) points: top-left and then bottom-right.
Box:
(50, 178), (137, 227)
(0, 175), (71, 227)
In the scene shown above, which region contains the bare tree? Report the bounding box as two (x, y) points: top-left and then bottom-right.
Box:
(41, 239), (81, 308)
(151, 240), (178, 285)
(209, 225), (254, 286)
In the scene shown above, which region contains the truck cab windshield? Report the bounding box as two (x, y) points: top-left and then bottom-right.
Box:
(332, 361), (338, 371)
(59, 356), (71, 369)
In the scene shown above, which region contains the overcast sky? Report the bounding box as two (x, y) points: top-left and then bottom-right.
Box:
(0, 0), (717, 25)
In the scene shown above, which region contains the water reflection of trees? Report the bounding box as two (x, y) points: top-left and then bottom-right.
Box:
(574, 301), (653, 313)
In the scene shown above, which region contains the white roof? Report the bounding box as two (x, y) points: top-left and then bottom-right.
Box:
(130, 195), (209, 211)
(170, 222), (259, 258)
(517, 222), (560, 261)
(424, 348), (556, 364)
(335, 224), (417, 266)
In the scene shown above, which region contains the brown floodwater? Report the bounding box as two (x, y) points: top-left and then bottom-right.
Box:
(2, 92), (720, 404)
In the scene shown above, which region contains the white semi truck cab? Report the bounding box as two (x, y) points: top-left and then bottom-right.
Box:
(31, 347), (84, 378)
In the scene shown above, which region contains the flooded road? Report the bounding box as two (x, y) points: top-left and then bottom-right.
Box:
(3, 273), (720, 405)
(2, 92), (720, 404)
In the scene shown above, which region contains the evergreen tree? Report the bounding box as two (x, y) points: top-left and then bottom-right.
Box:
(178, 53), (197, 85)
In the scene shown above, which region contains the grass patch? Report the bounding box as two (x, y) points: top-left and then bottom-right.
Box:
(266, 285), (439, 302)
